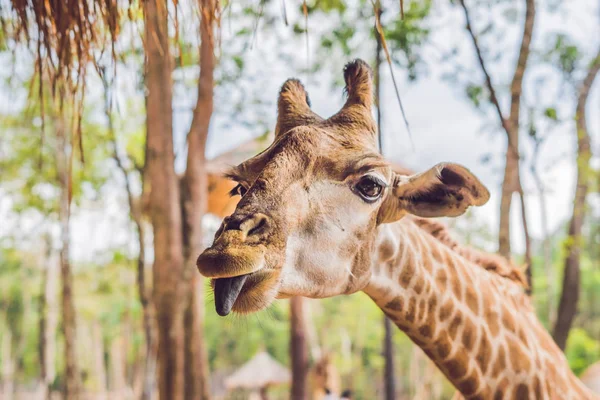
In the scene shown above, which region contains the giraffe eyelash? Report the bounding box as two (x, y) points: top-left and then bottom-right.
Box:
(228, 183), (247, 197)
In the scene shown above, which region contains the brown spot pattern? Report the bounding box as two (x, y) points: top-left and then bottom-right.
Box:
(439, 298), (454, 322)
(461, 318), (477, 350)
(435, 268), (448, 290)
(475, 333), (491, 375)
(486, 308), (501, 337)
(533, 377), (542, 398)
(508, 340), (531, 373)
(465, 285), (480, 315)
(451, 276), (463, 301)
(457, 371), (480, 396)
(502, 308), (516, 332)
(413, 276), (425, 294)
(444, 356), (468, 381)
(418, 325), (432, 339)
(434, 332), (452, 360)
(399, 260), (415, 287)
(449, 313), (463, 340)
(385, 297), (404, 312)
(492, 345), (508, 376)
(514, 383), (529, 400)
(405, 297), (416, 323)
(494, 377), (509, 400)
(417, 299), (426, 321)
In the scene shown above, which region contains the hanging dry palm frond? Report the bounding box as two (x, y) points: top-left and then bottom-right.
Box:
(2, 0), (121, 94)
(371, 0), (413, 148)
(1, 0), (125, 164)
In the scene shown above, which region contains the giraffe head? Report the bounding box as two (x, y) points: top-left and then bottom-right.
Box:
(311, 352), (341, 399)
(197, 59), (490, 316)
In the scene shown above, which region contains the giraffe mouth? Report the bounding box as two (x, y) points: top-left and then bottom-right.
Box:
(213, 274), (249, 316)
(210, 269), (281, 316)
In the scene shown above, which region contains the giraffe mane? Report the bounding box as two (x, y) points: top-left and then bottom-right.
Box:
(409, 217), (529, 289)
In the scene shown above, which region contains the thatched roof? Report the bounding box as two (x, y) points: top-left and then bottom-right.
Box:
(206, 132), (273, 174)
(224, 351), (290, 390)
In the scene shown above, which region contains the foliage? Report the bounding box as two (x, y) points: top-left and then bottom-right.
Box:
(545, 34), (583, 78)
(303, 0), (432, 81)
(0, 247), (42, 381)
(0, 81), (112, 217)
(566, 329), (600, 376)
(384, 0), (432, 80)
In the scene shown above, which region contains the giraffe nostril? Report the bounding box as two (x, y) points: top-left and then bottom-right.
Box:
(229, 213), (270, 238)
(247, 215), (268, 236)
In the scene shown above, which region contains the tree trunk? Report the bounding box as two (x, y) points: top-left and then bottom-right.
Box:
(383, 317), (396, 400)
(39, 242), (49, 399)
(552, 47), (600, 351)
(144, 1), (185, 399)
(374, 1), (383, 153)
(498, 160), (517, 258)
(498, 0), (535, 264)
(180, 1), (218, 399)
(39, 235), (57, 400)
(92, 321), (107, 399)
(290, 297), (308, 400)
(138, 220), (158, 400)
(260, 386), (269, 400)
(183, 276), (210, 400)
(110, 336), (127, 400)
(530, 150), (555, 323)
(304, 300), (322, 361)
(103, 65), (157, 400)
(459, 0), (535, 289)
(518, 186), (533, 295)
(1, 329), (14, 400)
(56, 119), (81, 399)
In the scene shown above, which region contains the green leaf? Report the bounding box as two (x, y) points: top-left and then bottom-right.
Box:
(233, 55), (244, 70)
(544, 107), (558, 121)
(466, 84), (483, 107)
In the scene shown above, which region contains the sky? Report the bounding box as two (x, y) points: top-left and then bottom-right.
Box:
(0, 0), (598, 261)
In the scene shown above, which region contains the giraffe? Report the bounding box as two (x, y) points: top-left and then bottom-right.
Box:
(196, 59), (597, 399)
(310, 352), (341, 400)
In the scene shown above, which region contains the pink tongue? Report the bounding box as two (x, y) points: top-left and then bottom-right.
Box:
(214, 275), (248, 316)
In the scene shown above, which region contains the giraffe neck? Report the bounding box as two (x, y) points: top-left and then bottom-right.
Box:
(362, 219), (595, 399)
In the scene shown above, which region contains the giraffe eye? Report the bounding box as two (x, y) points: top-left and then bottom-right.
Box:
(229, 184), (248, 197)
(354, 175), (385, 203)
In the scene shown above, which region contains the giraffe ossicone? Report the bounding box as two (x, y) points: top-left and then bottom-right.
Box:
(197, 59), (597, 399)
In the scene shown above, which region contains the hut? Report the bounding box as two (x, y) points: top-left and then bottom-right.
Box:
(224, 351), (291, 400)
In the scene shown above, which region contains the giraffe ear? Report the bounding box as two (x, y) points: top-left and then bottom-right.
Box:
(342, 59), (373, 109)
(378, 163), (490, 223)
(326, 59), (377, 141)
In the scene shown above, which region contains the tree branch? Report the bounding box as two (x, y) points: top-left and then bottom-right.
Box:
(458, 0), (510, 140)
(552, 46), (600, 350)
(508, 0), (535, 135)
(460, 0), (535, 281)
